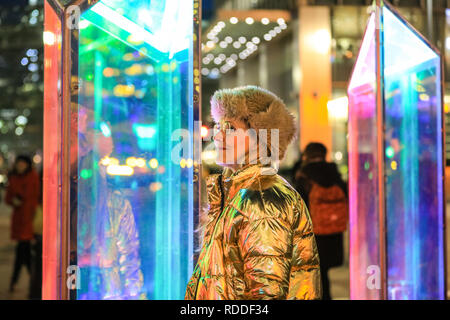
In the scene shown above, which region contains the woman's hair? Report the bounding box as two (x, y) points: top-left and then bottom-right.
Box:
(210, 86), (297, 160)
(11, 155), (33, 175)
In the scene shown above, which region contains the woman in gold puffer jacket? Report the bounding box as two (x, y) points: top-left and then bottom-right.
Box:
(185, 86), (321, 300)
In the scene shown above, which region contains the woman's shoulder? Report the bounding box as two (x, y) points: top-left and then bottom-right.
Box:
(237, 173), (301, 221)
(245, 171), (297, 195)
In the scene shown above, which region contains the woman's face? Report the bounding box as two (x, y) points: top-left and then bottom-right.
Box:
(15, 160), (29, 174)
(213, 118), (253, 167)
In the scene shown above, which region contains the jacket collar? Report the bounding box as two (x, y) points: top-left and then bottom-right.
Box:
(223, 162), (276, 184)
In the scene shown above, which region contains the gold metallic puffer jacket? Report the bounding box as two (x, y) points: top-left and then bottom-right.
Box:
(185, 164), (322, 300)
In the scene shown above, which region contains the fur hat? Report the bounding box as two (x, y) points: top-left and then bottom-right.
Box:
(210, 85), (297, 160)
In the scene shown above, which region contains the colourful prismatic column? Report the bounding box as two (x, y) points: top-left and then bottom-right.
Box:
(348, 0), (446, 300)
(43, 0), (201, 300)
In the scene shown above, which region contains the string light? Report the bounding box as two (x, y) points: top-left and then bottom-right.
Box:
(252, 37), (260, 44)
(201, 68), (210, 76)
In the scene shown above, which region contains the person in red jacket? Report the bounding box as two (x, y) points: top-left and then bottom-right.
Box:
(5, 155), (40, 293)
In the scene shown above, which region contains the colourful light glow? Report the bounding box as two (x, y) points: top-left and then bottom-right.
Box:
(135, 158), (146, 168)
(57, 0), (197, 301)
(133, 124), (156, 138)
(33, 154), (42, 164)
(149, 182), (162, 192)
(99, 156), (119, 166)
(113, 84), (135, 97)
(383, 7), (437, 77)
(386, 146), (395, 158)
(42, 1), (61, 299)
(200, 125), (208, 138)
(79, 19), (90, 29)
(89, 0), (191, 56)
(99, 122), (111, 137)
(125, 63), (144, 76)
(127, 33), (144, 45)
(126, 157), (138, 167)
(149, 158), (158, 169)
(348, 13), (376, 91)
(103, 67), (119, 77)
(348, 7), (381, 300)
(419, 93), (430, 101)
(383, 4), (445, 300)
(106, 164), (134, 176)
(390, 161), (397, 171)
(43, 31), (55, 45)
(80, 169), (93, 179)
(309, 29), (331, 54)
(348, 2), (445, 300)
(90, 3), (162, 51)
(327, 96), (349, 120)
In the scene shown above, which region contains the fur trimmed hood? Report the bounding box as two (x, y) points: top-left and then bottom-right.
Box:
(210, 85), (297, 160)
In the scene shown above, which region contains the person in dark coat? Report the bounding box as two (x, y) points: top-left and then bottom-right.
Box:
(294, 143), (348, 300)
(5, 155), (40, 293)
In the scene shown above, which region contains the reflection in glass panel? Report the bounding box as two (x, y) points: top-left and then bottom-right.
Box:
(348, 13), (382, 300)
(348, 5), (445, 300)
(383, 6), (445, 300)
(71, 0), (194, 300)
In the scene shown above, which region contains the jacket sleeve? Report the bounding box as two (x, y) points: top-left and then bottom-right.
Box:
(237, 199), (293, 300)
(288, 197), (322, 299)
(202, 173), (223, 242)
(185, 173), (224, 300)
(110, 192), (145, 299)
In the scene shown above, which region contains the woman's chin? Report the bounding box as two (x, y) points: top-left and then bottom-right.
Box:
(215, 156), (234, 168)
(214, 159), (226, 167)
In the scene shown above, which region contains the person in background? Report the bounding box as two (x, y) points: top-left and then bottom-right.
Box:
(294, 142), (348, 300)
(5, 155), (40, 294)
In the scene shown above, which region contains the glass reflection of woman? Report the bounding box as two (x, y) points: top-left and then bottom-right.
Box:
(71, 105), (145, 300)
